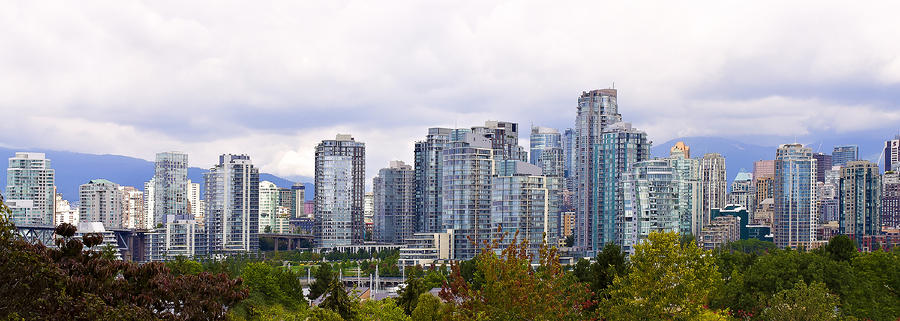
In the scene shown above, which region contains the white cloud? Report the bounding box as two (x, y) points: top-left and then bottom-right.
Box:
(2, 0), (900, 183)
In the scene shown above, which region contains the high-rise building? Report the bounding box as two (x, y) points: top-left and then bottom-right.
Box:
(884, 136), (900, 172)
(530, 126), (564, 177)
(292, 183), (306, 218)
(667, 144), (702, 236)
(839, 161), (881, 241)
(491, 160), (560, 259)
(773, 144), (818, 248)
(818, 168), (841, 223)
(187, 180), (204, 222)
(205, 154), (260, 254)
(5, 152), (55, 226)
(315, 134), (366, 247)
(278, 183), (305, 219)
(700, 153), (727, 228)
(727, 172), (754, 214)
(753, 160), (775, 179)
(153, 152), (189, 224)
(414, 127), (452, 234)
(259, 181), (280, 234)
(753, 176), (775, 224)
(671, 141), (690, 158)
(597, 122), (650, 252)
(142, 179), (155, 229)
(441, 132), (494, 260)
(119, 186), (143, 229)
(813, 153), (832, 183)
(832, 145), (859, 168)
(364, 191), (374, 239)
(373, 161), (416, 244)
(882, 171), (900, 229)
(619, 159), (680, 255)
(563, 128), (576, 180)
(476, 121), (528, 162)
(54, 194), (79, 226)
(574, 89), (622, 255)
(78, 179), (123, 229)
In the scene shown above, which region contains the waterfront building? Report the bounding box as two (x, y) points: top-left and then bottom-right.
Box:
(666, 143), (702, 236)
(574, 89), (623, 255)
(619, 159), (680, 255)
(373, 161), (416, 244)
(5, 152), (55, 226)
(315, 134), (366, 247)
(414, 127), (452, 234)
(78, 179), (123, 229)
(491, 160), (561, 258)
(205, 154), (260, 254)
(120, 186), (144, 229)
(441, 132), (494, 260)
(153, 152), (189, 224)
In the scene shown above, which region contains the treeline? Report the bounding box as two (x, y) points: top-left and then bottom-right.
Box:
(2, 194), (898, 320)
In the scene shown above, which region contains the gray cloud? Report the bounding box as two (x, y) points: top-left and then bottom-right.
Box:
(2, 0), (900, 182)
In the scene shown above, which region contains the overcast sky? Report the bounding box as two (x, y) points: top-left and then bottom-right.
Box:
(2, 1), (900, 182)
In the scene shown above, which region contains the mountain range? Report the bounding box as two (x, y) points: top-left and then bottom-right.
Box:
(0, 147), (313, 203)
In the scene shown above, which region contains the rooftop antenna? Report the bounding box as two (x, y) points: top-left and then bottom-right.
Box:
(612, 81), (615, 89)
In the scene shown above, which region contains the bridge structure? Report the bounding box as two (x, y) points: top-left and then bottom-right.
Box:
(14, 225), (149, 262)
(259, 233), (315, 252)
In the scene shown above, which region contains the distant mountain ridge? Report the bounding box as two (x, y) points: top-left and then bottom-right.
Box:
(0, 147), (313, 202)
(652, 137), (777, 184)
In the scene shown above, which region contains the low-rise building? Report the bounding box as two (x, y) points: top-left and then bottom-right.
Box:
(399, 230), (454, 266)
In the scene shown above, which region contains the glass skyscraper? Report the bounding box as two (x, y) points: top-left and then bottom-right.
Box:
(491, 160), (560, 259)
(619, 159), (680, 255)
(666, 144), (702, 236)
(530, 126), (564, 178)
(205, 154), (260, 254)
(441, 133), (494, 260)
(414, 127), (452, 233)
(574, 89), (622, 256)
(373, 161), (416, 244)
(5, 152), (55, 226)
(598, 122), (650, 252)
(315, 134), (366, 247)
(832, 145), (859, 168)
(773, 144), (818, 248)
(839, 161), (881, 242)
(153, 152), (189, 225)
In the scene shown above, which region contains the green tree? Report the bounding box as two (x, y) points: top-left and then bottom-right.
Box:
(358, 298), (411, 321)
(760, 281), (839, 320)
(574, 242), (627, 301)
(309, 262), (335, 300)
(0, 200), (247, 320)
(841, 249), (900, 320)
(411, 293), (447, 321)
(397, 274), (430, 315)
(824, 235), (856, 262)
(602, 232), (723, 319)
(319, 279), (357, 320)
(440, 233), (592, 320)
(166, 256), (203, 276)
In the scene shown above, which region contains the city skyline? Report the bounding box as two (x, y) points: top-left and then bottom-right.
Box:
(3, 2), (900, 184)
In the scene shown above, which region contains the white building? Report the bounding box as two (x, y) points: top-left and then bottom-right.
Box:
(399, 230), (454, 266)
(120, 186), (144, 229)
(79, 179), (123, 229)
(54, 194), (79, 226)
